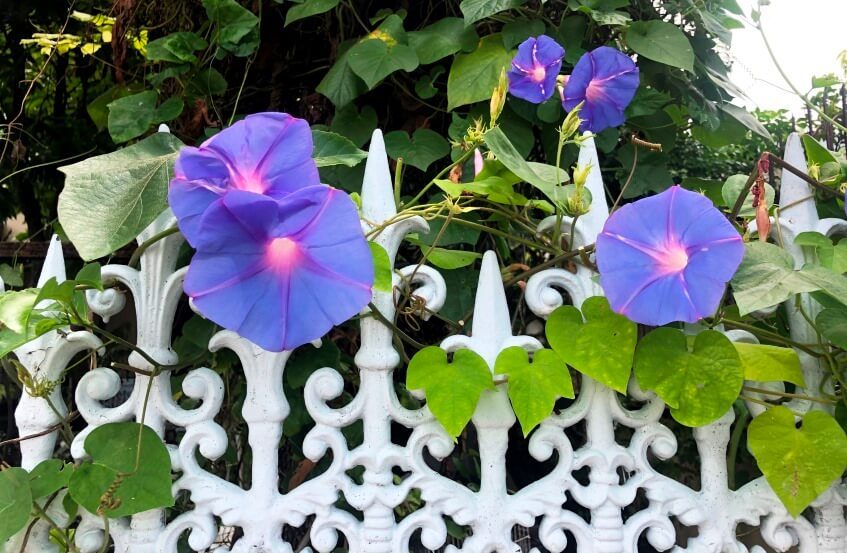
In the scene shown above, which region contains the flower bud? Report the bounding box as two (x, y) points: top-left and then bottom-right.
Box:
(572, 163), (591, 188)
(561, 183), (592, 217)
(490, 68), (508, 127)
(561, 101), (584, 140)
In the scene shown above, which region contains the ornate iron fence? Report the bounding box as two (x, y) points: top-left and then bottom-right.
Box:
(5, 129), (846, 553)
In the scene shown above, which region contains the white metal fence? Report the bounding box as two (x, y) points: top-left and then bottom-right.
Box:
(6, 130), (846, 552)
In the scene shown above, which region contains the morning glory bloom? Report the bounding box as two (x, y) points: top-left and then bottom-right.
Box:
(184, 188), (374, 351)
(562, 46), (639, 133)
(595, 186), (744, 326)
(507, 35), (565, 104)
(169, 112), (319, 246)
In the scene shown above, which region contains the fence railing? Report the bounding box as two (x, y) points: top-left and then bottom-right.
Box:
(5, 130), (847, 553)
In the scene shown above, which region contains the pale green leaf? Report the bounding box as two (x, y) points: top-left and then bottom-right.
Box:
(748, 407), (847, 516)
(0, 468), (32, 543)
(733, 342), (805, 387)
(58, 132), (184, 260)
(546, 296), (636, 394)
(407, 346), (493, 439)
(369, 242), (392, 292)
(494, 346), (573, 436)
(424, 248), (482, 270)
(447, 34), (513, 110)
(722, 174), (774, 218)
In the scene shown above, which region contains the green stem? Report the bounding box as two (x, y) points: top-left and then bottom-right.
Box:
(430, 214), (559, 254)
(128, 226), (180, 268)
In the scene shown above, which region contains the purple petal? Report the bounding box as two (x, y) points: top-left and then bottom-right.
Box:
(596, 186), (742, 326)
(533, 35), (565, 68)
(192, 189), (279, 252)
(169, 179), (225, 247)
(563, 46), (639, 133)
(174, 147), (229, 186)
(508, 35), (564, 104)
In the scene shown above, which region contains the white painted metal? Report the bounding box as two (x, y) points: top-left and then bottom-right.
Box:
(6, 131), (845, 552)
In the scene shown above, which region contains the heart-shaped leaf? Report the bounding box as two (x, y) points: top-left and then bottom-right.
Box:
(748, 406), (847, 516)
(407, 346), (493, 439)
(312, 130), (367, 168)
(69, 422), (174, 518)
(546, 296), (636, 394)
(0, 468), (32, 542)
(384, 129), (450, 171)
(634, 328), (743, 427)
(494, 346), (573, 436)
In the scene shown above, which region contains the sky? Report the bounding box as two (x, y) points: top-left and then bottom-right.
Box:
(728, 0), (846, 115)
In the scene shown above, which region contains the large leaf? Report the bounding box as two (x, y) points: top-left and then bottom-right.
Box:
(329, 104), (378, 147)
(748, 407), (847, 516)
(316, 46), (368, 107)
(494, 346), (573, 436)
(285, 0), (340, 26)
(731, 242), (847, 315)
(68, 422), (174, 518)
(312, 130), (367, 168)
(447, 34), (513, 110)
(546, 296), (637, 394)
(145, 32), (207, 63)
(107, 91), (158, 143)
(0, 468), (32, 543)
(460, 0), (526, 25)
(28, 459), (73, 500)
(484, 126), (566, 205)
(203, 0), (260, 56)
(795, 232), (847, 274)
(384, 129), (450, 171)
(347, 15), (419, 89)
(733, 342), (804, 387)
(634, 328), (743, 427)
(58, 132), (184, 261)
(407, 346), (494, 439)
(408, 18), (478, 64)
(626, 20), (694, 72)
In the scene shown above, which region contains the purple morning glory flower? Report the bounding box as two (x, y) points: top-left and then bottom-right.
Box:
(507, 35), (565, 104)
(563, 46), (639, 133)
(595, 186), (744, 326)
(169, 112), (319, 247)
(184, 187), (374, 351)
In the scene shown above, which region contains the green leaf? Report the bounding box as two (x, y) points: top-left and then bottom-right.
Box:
(424, 248), (482, 270)
(408, 18), (478, 64)
(286, 339), (341, 389)
(0, 289), (39, 334)
(817, 307), (847, 349)
(203, 0), (260, 56)
(312, 130), (367, 168)
(795, 232), (847, 273)
(107, 91), (158, 143)
(0, 468), (32, 543)
(546, 296), (636, 394)
(733, 342), (805, 387)
(447, 34), (513, 110)
(801, 134), (838, 168)
(626, 21), (694, 72)
(634, 328), (743, 427)
(748, 407), (847, 516)
(501, 18), (545, 49)
(369, 242), (392, 292)
(731, 242), (847, 315)
(722, 174), (774, 218)
(0, 263), (23, 288)
(190, 68), (228, 96)
(407, 346), (494, 439)
(329, 104), (377, 147)
(58, 132), (184, 261)
(460, 0), (526, 25)
(155, 97), (184, 123)
(75, 262), (104, 291)
(484, 126), (567, 205)
(347, 15), (418, 89)
(28, 459), (73, 500)
(145, 32), (207, 63)
(722, 103), (771, 140)
(285, 0), (340, 26)
(69, 422), (174, 518)
(87, 85), (141, 131)
(494, 346), (573, 436)
(317, 46), (368, 107)
(384, 129), (450, 171)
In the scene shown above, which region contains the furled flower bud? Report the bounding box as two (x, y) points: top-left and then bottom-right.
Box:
(561, 101), (584, 141)
(572, 162), (591, 189)
(561, 183), (592, 217)
(490, 68), (508, 127)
